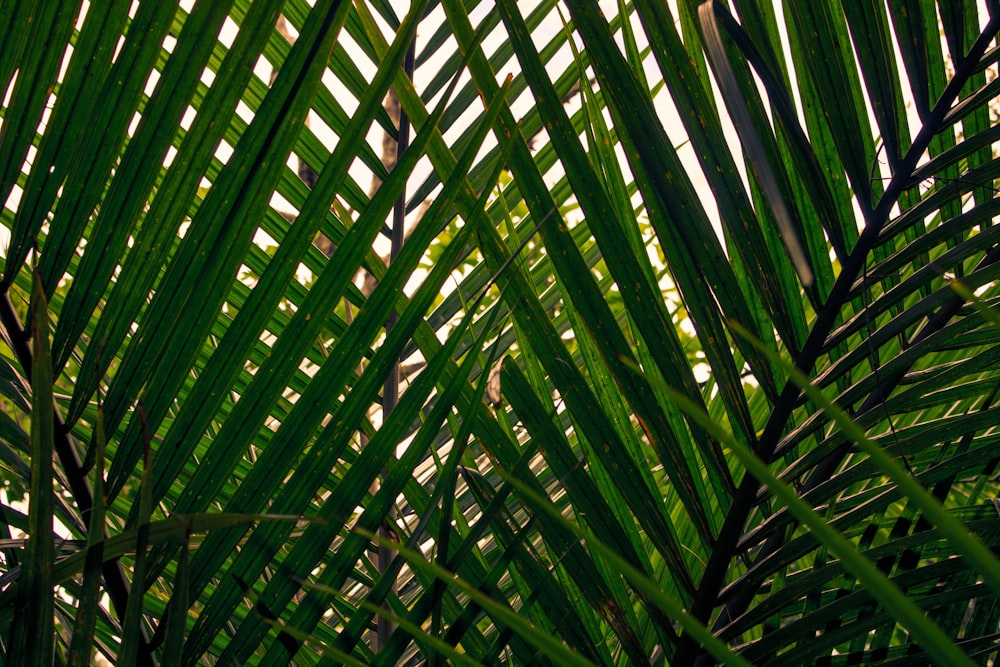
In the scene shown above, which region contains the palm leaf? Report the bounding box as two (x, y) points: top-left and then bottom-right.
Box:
(1, 1), (999, 664)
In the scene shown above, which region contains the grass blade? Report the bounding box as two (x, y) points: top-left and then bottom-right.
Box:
(68, 406), (108, 666)
(9, 271), (56, 665)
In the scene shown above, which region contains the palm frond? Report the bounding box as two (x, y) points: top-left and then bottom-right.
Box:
(1, 1), (999, 664)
